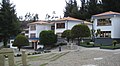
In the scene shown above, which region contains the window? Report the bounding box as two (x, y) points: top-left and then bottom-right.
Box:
(25, 30), (29, 33)
(51, 26), (55, 30)
(30, 25), (36, 30)
(97, 18), (111, 26)
(99, 31), (111, 38)
(30, 33), (36, 38)
(56, 23), (65, 28)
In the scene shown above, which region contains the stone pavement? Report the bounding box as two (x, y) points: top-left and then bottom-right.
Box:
(5, 45), (120, 66)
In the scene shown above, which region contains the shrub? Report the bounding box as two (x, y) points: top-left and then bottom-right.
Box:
(39, 30), (57, 48)
(16, 54), (22, 57)
(59, 43), (67, 46)
(112, 40), (117, 47)
(87, 42), (90, 45)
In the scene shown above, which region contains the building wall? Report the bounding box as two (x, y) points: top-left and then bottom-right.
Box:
(67, 21), (82, 30)
(36, 24), (51, 38)
(29, 24), (37, 38)
(55, 21), (82, 34)
(87, 24), (92, 30)
(93, 15), (120, 45)
(29, 24), (52, 38)
(93, 18), (112, 37)
(54, 22), (67, 34)
(111, 16), (120, 38)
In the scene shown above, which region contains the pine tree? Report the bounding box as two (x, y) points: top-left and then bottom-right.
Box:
(0, 0), (21, 47)
(102, 0), (120, 12)
(87, 0), (103, 20)
(64, 0), (80, 19)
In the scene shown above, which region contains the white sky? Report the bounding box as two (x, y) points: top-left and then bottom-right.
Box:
(1, 0), (81, 20)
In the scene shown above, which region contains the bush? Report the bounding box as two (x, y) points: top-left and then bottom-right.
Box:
(80, 42), (94, 47)
(87, 42), (90, 45)
(16, 54), (22, 57)
(112, 40), (117, 46)
(59, 43), (67, 46)
(4, 55), (8, 58)
(40, 30), (57, 48)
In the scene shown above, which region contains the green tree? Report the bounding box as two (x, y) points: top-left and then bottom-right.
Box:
(13, 35), (29, 51)
(61, 30), (71, 42)
(87, 0), (103, 20)
(0, 0), (21, 47)
(102, 0), (120, 12)
(79, 0), (103, 20)
(39, 30), (57, 48)
(71, 24), (91, 45)
(64, 0), (80, 19)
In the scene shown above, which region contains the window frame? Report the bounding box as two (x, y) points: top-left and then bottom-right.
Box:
(56, 23), (65, 29)
(30, 33), (36, 38)
(30, 25), (36, 31)
(97, 18), (111, 26)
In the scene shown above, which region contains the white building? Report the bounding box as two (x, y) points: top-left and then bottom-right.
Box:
(28, 21), (53, 40)
(91, 11), (120, 44)
(28, 21), (53, 50)
(54, 17), (92, 36)
(10, 17), (92, 50)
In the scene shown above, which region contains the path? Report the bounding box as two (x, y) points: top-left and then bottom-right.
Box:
(5, 45), (120, 66)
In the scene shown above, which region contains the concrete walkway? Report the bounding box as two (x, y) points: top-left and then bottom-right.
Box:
(8, 45), (120, 66)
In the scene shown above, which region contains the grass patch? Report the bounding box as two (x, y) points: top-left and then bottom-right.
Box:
(100, 45), (115, 49)
(79, 42), (94, 47)
(40, 63), (48, 66)
(79, 42), (101, 47)
(94, 44), (101, 47)
(100, 44), (120, 49)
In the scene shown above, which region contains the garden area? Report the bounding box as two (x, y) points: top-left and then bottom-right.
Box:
(78, 40), (120, 50)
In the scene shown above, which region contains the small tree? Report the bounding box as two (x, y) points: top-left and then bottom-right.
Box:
(112, 40), (117, 47)
(96, 29), (101, 37)
(13, 35), (29, 51)
(71, 24), (91, 45)
(61, 30), (71, 42)
(39, 30), (57, 48)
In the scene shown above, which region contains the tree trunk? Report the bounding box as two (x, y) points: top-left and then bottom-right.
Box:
(67, 38), (69, 43)
(71, 38), (74, 43)
(78, 37), (80, 45)
(3, 38), (8, 47)
(18, 47), (21, 51)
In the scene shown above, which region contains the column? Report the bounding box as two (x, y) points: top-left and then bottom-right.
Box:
(22, 50), (27, 66)
(0, 54), (5, 66)
(8, 53), (15, 66)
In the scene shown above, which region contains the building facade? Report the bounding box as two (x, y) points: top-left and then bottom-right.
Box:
(91, 11), (120, 45)
(54, 17), (85, 36)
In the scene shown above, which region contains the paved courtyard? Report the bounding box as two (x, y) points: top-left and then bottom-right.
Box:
(6, 45), (120, 66)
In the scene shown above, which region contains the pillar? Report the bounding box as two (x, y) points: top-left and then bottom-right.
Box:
(8, 53), (15, 66)
(22, 50), (27, 66)
(0, 54), (5, 66)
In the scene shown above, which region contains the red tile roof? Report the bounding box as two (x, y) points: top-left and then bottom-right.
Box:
(93, 11), (120, 17)
(28, 21), (53, 25)
(57, 17), (81, 21)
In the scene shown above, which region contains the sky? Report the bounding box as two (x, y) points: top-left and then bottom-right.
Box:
(1, 0), (81, 20)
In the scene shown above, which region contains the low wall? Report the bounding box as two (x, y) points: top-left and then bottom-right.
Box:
(95, 38), (112, 45)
